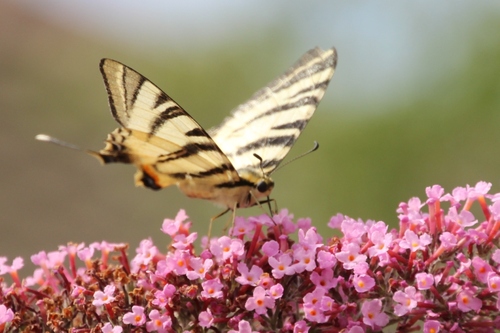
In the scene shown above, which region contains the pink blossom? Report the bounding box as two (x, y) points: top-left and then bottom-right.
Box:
(198, 309), (214, 328)
(297, 227), (322, 251)
(161, 209), (190, 236)
(316, 250), (337, 269)
(292, 247), (317, 272)
(231, 216), (254, 236)
(467, 181), (492, 199)
(186, 257), (213, 280)
(210, 236), (244, 261)
(446, 207), (477, 229)
(415, 272), (434, 290)
(335, 243), (367, 270)
(262, 240), (279, 257)
(399, 230), (431, 252)
(423, 320), (441, 333)
(268, 253), (294, 279)
(393, 286), (419, 316)
(165, 250), (190, 275)
(361, 299), (389, 329)
(201, 278), (224, 299)
(228, 320), (259, 333)
(487, 273), (500, 292)
(146, 309), (171, 333)
(311, 269), (337, 290)
(293, 320), (309, 333)
(92, 284), (116, 306)
(426, 184), (444, 204)
(456, 290), (482, 312)
(171, 232), (197, 250)
(472, 256), (492, 283)
(245, 286), (275, 315)
(272, 209), (297, 234)
(102, 322), (123, 333)
(353, 274), (375, 293)
(236, 263), (263, 286)
(269, 283), (284, 299)
(152, 284), (176, 307)
(340, 218), (366, 245)
(0, 304), (14, 325)
(122, 305), (146, 326)
(328, 213), (344, 229)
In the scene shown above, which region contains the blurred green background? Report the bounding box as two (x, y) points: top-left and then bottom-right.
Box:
(2, 1), (500, 274)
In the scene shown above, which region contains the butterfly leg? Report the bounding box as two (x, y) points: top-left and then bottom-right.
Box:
(208, 207), (232, 241)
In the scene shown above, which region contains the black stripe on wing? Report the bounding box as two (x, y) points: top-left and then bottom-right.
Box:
(234, 135), (296, 156)
(158, 142), (220, 162)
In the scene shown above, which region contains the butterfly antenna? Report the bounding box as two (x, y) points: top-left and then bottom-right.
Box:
(253, 153), (266, 176)
(35, 134), (83, 151)
(273, 141), (319, 173)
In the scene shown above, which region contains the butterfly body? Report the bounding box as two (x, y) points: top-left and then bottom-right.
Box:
(39, 47), (337, 211)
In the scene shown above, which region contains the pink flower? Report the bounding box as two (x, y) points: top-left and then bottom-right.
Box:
(361, 299), (389, 329)
(293, 320), (310, 333)
(423, 320), (441, 333)
(292, 247), (317, 272)
(122, 305), (146, 326)
(487, 273), (500, 292)
(201, 278), (224, 299)
(457, 290), (482, 312)
(231, 216), (255, 236)
(210, 236), (244, 261)
(245, 286), (275, 315)
(340, 218), (366, 245)
(198, 309), (214, 328)
(171, 232), (197, 250)
(316, 250), (337, 269)
(186, 257), (213, 280)
(269, 283), (284, 299)
(268, 253), (294, 279)
(145, 309), (171, 333)
(426, 184), (444, 204)
(228, 320), (259, 333)
(102, 322), (123, 333)
(353, 274), (375, 293)
(399, 230), (431, 252)
(152, 284), (176, 307)
(335, 243), (367, 270)
(262, 240), (279, 257)
(415, 272), (434, 290)
(236, 263), (263, 286)
(311, 269), (337, 290)
(0, 304), (14, 325)
(92, 284), (116, 306)
(161, 209), (190, 236)
(472, 256), (492, 283)
(393, 286), (419, 316)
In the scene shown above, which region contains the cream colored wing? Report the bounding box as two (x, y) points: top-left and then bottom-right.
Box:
(96, 59), (240, 192)
(209, 47), (337, 175)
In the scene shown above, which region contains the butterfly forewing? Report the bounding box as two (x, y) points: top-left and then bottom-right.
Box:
(98, 59), (240, 190)
(209, 47), (337, 175)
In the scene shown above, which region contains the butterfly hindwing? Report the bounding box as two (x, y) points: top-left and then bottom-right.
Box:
(210, 47), (337, 175)
(97, 59), (240, 191)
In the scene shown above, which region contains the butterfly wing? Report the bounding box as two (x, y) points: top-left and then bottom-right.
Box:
(209, 47), (337, 175)
(96, 59), (240, 194)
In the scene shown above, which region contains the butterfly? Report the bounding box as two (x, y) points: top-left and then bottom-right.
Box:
(37, 47), (337, 217)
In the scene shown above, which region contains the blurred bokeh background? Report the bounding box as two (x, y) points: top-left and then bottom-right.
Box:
(2, 1), (500, 274)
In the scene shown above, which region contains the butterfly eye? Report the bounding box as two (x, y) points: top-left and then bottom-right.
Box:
(256, 180), (269, 193)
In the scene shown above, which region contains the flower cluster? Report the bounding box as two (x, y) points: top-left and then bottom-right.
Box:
(1, 182), (500, 332)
